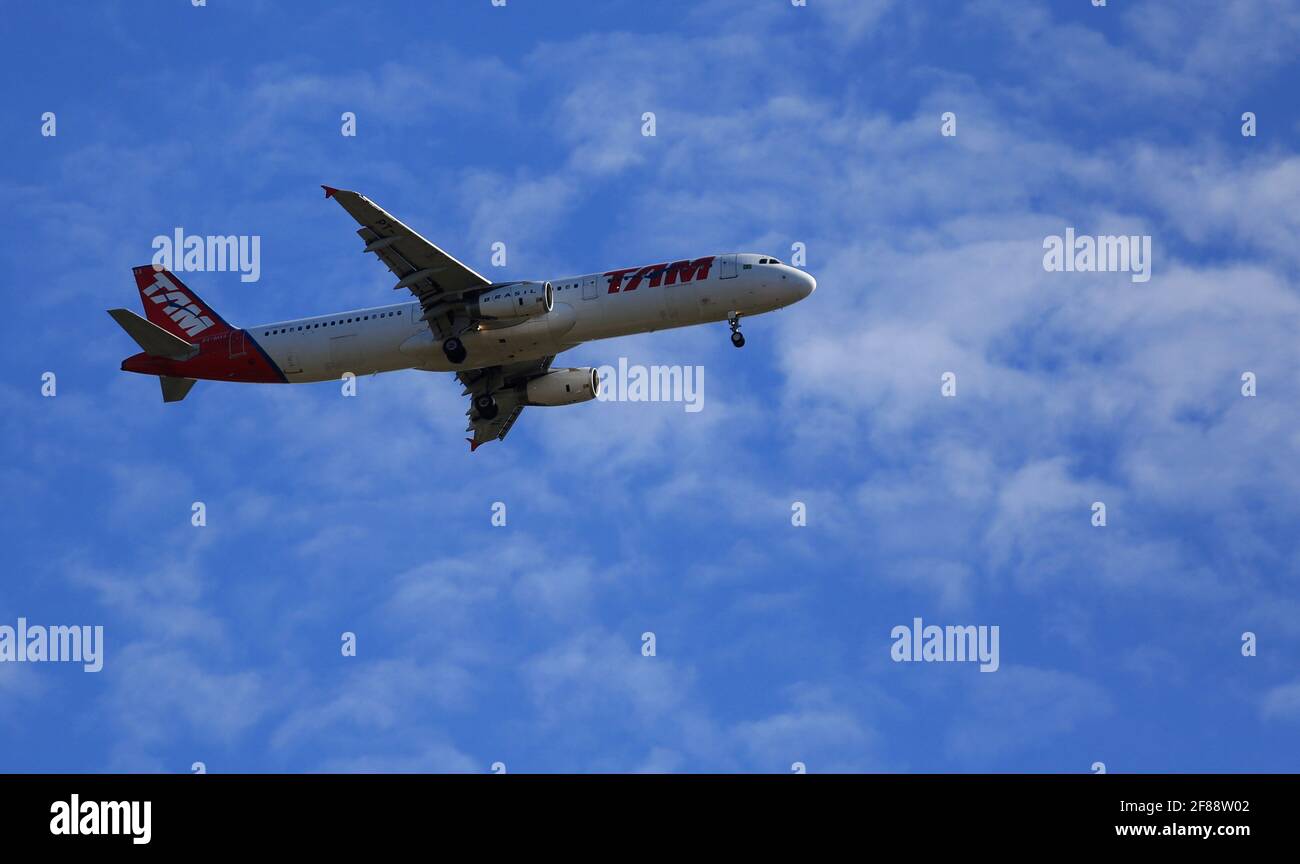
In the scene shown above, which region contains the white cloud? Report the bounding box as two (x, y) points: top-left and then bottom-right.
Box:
(1261, 680), (1300, 723)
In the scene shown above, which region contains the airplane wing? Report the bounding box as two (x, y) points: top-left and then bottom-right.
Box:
(321, 185), (491, 336)
(323, 186), (550, 450)
(458, 356), (555, 450)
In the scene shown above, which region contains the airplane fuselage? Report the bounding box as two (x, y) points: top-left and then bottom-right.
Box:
(113, 187), (820, 446)
(145, 252), (815, 384)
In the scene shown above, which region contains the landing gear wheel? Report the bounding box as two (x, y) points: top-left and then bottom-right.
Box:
(473, 393), (499, 421)
(443, 336), (467, 365)
(727, 313), (744, 348)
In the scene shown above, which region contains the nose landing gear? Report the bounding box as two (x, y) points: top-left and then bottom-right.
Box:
(728, 313), (745, 348)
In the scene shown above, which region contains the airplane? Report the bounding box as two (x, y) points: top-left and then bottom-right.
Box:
(108, 186), (817, 450)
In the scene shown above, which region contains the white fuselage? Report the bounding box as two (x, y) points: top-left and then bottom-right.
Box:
(250, 252), (816, 382)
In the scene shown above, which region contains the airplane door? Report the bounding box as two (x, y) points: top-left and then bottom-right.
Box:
(228, 330), (246, 358)
(719, 254), (737, 279)
(582, 277), (598, 300)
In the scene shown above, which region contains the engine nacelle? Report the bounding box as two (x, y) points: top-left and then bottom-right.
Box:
(472, 280), (553, 321)
(523, 368), (601, 406)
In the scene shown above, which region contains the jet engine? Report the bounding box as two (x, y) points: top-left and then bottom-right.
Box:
(471, 281), (553, 321)
(523, 368), (601, 406)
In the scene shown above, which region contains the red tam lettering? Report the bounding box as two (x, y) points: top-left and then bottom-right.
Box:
(625, 263), (668, 292)
(604, 267), (639, 294)
(665, 256), (715, 285)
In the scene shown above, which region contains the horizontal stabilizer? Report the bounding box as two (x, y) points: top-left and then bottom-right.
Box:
(107, 308), (199, 360)
(159, 376), (197, 403)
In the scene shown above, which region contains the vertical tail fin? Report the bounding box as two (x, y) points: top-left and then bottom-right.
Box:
(132, 265), (232, 342)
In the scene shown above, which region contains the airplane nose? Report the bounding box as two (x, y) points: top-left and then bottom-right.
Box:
(798, 270), (816, 298)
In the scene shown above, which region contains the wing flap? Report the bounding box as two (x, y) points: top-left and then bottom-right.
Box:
(466, 390), (525, 449)
(459, 356), (555, 450)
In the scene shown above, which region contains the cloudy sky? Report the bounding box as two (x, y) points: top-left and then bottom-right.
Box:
(1, 0), (1297, 772)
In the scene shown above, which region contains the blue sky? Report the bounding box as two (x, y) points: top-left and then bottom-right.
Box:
(1, 0), (1298, 772)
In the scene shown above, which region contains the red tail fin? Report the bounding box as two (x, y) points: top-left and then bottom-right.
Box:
(132, 266), (232, 342)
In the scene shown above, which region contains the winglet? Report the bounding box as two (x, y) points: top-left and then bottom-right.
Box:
(322, 185), (339, 199)
(466, 437), (484, 452)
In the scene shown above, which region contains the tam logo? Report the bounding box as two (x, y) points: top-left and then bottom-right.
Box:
(604, 256), (714, 294)
(142, 272), (215, 336)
